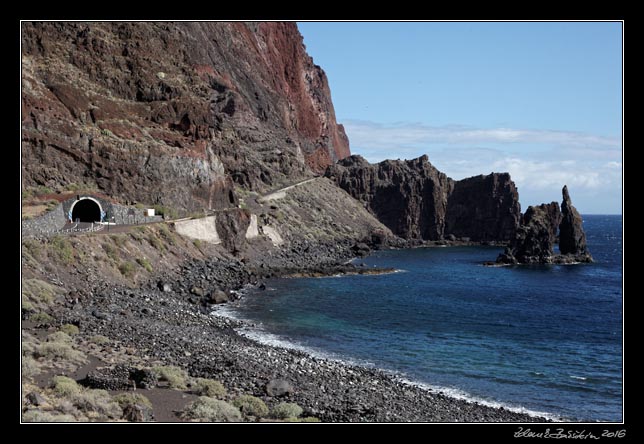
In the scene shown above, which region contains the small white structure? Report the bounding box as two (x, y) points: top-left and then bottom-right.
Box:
(146, 208), (155, 217)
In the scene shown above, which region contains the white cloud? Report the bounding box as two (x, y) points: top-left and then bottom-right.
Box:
(342, 119), (623, 213)
(344, 120), (621, 158)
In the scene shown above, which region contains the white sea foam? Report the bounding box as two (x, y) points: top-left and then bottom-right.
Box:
(570, 375), (587, 381)
(397, 377), (563, 421)
(210, 305), (561, 421)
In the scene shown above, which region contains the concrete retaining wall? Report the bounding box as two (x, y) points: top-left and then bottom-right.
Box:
(173, 216), (221, 244)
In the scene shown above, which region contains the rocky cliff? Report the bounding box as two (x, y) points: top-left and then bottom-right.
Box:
(21, 22), (349, 213)
(445, 173), (521, 242)
(325, 155), (521, 241)
(496, 186), (592, 264)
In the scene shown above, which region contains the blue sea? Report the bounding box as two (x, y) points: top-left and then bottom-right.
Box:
(219, 215), (622, 422)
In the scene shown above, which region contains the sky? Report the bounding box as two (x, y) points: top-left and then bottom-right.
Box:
(298, 22), (623, 214)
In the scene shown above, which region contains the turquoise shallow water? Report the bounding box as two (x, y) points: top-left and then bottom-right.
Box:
(225, 215), (622, 421)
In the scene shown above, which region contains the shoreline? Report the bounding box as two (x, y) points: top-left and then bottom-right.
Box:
(212, 299), (560, 422)
(26, 238), (556, 422)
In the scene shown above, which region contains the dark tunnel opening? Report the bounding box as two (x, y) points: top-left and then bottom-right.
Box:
(71, 199), (101, 223)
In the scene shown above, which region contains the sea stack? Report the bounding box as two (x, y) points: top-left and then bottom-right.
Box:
(496, 185), (592, 264)
(559, 185), (589, 256)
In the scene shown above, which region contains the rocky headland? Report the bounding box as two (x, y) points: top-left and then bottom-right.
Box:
(325, 155), (521, 243)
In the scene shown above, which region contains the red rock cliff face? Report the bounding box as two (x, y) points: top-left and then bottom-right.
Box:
(21, 22), (349, 211)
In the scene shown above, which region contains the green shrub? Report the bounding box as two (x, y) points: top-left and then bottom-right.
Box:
(22, 410), (77, 422)
(22, 299), (35, 313)
(51, 235), (74, 264)
(118, 261), (136, 278)
(193, 239), (202, 249)
(152, 365), (188, 390)
(102, 243), (119, 261)
(181, 397), (242, 422)
(113, 392), (153, 410)
(152, 205), (178, 220)
(148, 235), (165, 251)
(232, 395), (269, 418)
(51, 376), (81, 397)
(35, 342), (87, 365)
(22, 356), (40, 379)
(30, 312), (54, 325)
(271, 402), (303, 419)
(46, 331), (73, 344)
(157, 224), (176, 245)
(111, 235), (127, 248)
(89, 335), (110, 345)
(101, 128), (113, 137)
(136, 257), (153, 273)
(72, 389), (121, 418)
(59, 324), (80, 336)
(192, 378), (226, 398)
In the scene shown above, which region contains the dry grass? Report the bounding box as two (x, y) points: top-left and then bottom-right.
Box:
(152, 365), (188, 390)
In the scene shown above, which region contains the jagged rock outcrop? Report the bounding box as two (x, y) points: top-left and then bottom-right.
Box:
(325, 155), (521, 241)
(445, 173), (521, 242)
(496, 186), (592, 264)
(496, 203), (560, 264)
(21, 22), (349, 213)
(325, 155), (452, 240)
(559, 185), (589, 255)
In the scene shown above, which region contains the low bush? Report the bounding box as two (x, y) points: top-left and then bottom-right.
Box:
(51, 235), (74, 264)
(232, 395), (269, 418)
(22, 356), (40, 379)
(89, 335), (110, 345)
(30, 312), (54, 325)
(102, 243), (119, 261)
(152, 365), (188, 390)
(59, 324), (80, 336)
(136, 257), (153, 273)
(157, 224), (176, 245)
(148, 235), (164, 251)
(271, 402), (303, 420)
(192, 378), (226, 398)
(181, 397), (242, 422)
(113, 392), (153, 410)
(72, 389), (121, 419)
(46, 331), (73, 344)
(51, 376), (81, 397)
(118, 261), (136, 278)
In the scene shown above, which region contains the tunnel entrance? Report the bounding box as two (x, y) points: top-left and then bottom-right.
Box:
(71, 198), (102, 223)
